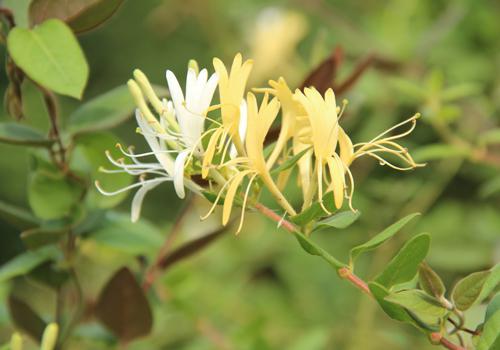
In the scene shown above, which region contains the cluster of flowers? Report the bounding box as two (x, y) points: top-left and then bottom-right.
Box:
(97, 54), (423, 232)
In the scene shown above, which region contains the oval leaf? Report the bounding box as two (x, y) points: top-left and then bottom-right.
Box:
(7, 19), (89, 99)
(349, 213), (419, 265)
(368, 282), (413, 323)
(419, 263), (446, 299)
(28, 170), (83, 220)
(0, 246), (59, 283)
(452, 269), (492, 311)
(375, 233), (431, 288)
(95, 267), (153, 342)
(384, 289), (448, 326)
(293, 232), (345, 269)
(30, 0), (124, 34)
(0, 123), (54, 147)
(0, 199), (40, 230)
(313, 210), (360, 231)
(8, 296), (47, 343)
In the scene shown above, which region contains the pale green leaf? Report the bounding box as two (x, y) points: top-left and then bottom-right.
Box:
(413, 144), (470, 163)
(0, 123), (54, 147)
(452, 269), (492, 311)
(7, 19), (89, 99)
(419, 263), (446, 299)
(477, 310), (500, 350)
(349, 213), (420, 264)
(313, 210), (361, 231)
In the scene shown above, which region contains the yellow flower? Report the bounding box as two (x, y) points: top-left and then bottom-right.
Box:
(204, 92), (296, 232)
(295, 87), (423, 213)
(255, 77), (313, 204)
(202, 54), (253, 178)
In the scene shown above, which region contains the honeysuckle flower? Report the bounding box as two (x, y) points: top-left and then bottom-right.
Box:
(255, 77), (313, 203)
(295, 86), (423, 213)
(202, 53), (253, 177)
(97, 64), (219, 221)
(204, 92), (296, 232)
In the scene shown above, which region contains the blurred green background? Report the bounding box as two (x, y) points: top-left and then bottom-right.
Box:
(0, 0), (499, 349)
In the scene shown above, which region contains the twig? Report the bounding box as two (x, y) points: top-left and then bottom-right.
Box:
(254, 202), (464, 350)
(253, 203), (370, 295)
(430, 333), (466, 350)
(447, 317), (480, 336)
(334, 54), (375, 95)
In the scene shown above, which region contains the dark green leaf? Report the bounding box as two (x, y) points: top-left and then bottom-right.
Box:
(8, 296), (46, 342)
(27, 262), (70, 289)
(290, 196), (337, 227)
(349, 213), (419, 264)
(0, 246), (60, 282)
(28, 170), (83, 220)
(313, 210), (360, 231)
(419, 263), (446, 299)
(271, 147), (311, 175)
(20, 227), (67, 249)
(0, 199), (40, 230)
(293, 232), (345, 269)
(452, 269), (492, 311)
(369, 282), (413, 323)
(7, 19), (88, 99)
(30, 0), (124, 34)
(375, 233), (430, 288)
(385, 289), (448, 326)
(96, 267), (153, 342)
(68, 85), (167, 134)
(0, 123), (54, 147)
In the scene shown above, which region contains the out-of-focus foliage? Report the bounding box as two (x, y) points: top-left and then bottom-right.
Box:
(0, 0), (499, 349)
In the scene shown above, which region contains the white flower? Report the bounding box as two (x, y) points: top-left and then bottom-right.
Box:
(166, 67), (219, 198)
(96, 110), (177, 222)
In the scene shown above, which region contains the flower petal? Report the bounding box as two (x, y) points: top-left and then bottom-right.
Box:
(131, 180), (164, 222)
(173, 150), (190, 199)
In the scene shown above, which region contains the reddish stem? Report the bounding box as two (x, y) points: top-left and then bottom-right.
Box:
(338, 267), (371, 295)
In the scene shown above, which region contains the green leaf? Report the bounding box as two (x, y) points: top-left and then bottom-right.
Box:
(290, 195), (337, 227)
(68, 84), (168, 134)
(7, 19), (89, 99)
(88, 212), (163, 256)
(479, 176), (500, 199)
(419, 263), (446, 299)
(0, 199), (40, 230)
(452, 269), (492, 311)
(369, 282), (413, 323)
(385, 289), (448, 326)
(20, 227), (67, 249)
(0, 123), (54, 147)
(293, 232), (345, 269)
(0, 246), (60, 282)
(441, 83), (480, 101)
(313, 210), (360, 231)
(375, 233), (430, 288)
(8, 296), (47, 343)
(349, 213), (419, 265)
(95, 267), (152, 342)
(485, 294), (500, 323)
(477, 309), (500, 350)
(478, 264), (500, 304)
(72, 132), (133, 208)
(479, 129), (500, 146)
(271, 147), (311, 175)
(29, 0), (124, 34)
(28, 170), (83, 220)
(413, 144), (470, 162)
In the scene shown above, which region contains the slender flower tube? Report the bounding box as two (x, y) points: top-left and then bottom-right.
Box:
(202, 53), (253, 177)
